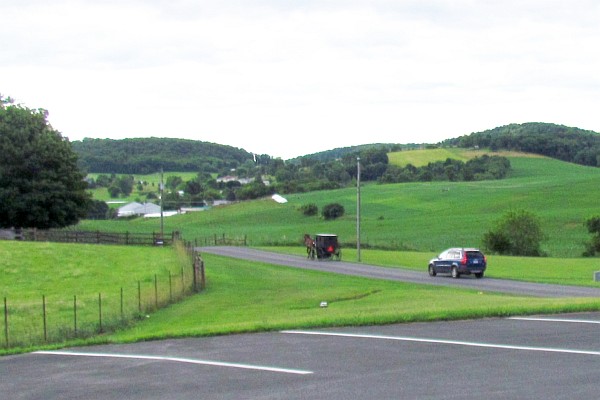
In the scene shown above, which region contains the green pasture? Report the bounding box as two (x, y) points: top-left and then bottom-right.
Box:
(388, 148), (470, 167)
(0, 241), (193, 351)
(3, 241), (600, 354)
(79, 155), (600, 258)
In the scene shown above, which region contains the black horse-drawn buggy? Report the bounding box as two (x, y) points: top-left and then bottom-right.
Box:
(304, 233), (341, 260)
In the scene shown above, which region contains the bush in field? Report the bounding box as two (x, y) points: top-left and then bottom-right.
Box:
(483, 209), (545, 256)
(583, 216), (600, 256)
(322, 203), (345, 220)
(299, 203), (318, 216)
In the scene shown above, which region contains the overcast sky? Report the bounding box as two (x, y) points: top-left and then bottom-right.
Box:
(2, 1), (599, 159)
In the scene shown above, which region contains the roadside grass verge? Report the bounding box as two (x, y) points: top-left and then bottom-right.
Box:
(106, 253), (600, 343)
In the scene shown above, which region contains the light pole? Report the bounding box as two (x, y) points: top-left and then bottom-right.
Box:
(356, 157), (361, 262)
(160, 168), (164, 240)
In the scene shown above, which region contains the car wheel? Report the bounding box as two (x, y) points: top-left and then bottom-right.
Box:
(475, 272), (484, 279)
(451, 266), (460, 279)
(428, 265), (436, 277)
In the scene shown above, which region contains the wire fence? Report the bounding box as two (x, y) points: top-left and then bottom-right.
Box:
(1, 236), (206, 350)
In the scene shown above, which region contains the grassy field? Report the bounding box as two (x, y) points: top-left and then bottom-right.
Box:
(388, 148), (470, 166)
(0, 241), (193, 352)
(3, 241), (600, 354)
(70, 252), (600, 344)
(5, 149), (600, 354)
(79, 154), (600, 258)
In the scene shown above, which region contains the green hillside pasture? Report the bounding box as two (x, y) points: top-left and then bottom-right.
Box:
(108, 252), (600, 343)
(78, 156), (600, 258)
(263, 247), (600, 287)
(0, 241), (192, 349)
(388, 148), (470, 167)
(387, 148), (543, 167)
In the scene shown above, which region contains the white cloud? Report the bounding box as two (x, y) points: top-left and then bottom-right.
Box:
(1, 0), (600, 158)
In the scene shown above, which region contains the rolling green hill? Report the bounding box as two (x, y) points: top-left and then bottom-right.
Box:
(444, 122), (600, 167)
(72, 137), (254, 174)
(78, 153), (600, 258)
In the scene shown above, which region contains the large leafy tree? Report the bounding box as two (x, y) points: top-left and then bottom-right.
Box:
(0, 96), (91, 229)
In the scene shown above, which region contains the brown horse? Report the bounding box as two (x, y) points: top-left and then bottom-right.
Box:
(303, 234), (315, 259)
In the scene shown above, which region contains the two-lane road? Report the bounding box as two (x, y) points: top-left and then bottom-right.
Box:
(199, 246), (600, 298)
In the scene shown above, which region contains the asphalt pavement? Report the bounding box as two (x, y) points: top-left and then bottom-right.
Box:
(4, 313), (600, 399)
(198, 246), (600, 298)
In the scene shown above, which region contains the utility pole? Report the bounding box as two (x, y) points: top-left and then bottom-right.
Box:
(160, 168), (164, 240)
(356, 157), (361, 262)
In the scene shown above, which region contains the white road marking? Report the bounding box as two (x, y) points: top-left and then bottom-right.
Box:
(509, 316), (600, 325)
(33, 350), (313, 375)
(281, 330), (600, 357)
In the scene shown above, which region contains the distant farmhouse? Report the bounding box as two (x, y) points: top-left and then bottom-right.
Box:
(216, 175), (270, 185)
(117, 202), (161, 218)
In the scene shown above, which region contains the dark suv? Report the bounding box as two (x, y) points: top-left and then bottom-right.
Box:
(428, 248), (487, 279)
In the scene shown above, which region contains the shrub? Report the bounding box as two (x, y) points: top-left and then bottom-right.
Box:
(299, 203), (318, 216)
(483, 209), (545, 256)
(322, 203), (345, 220)
(583, 216), (600, 256)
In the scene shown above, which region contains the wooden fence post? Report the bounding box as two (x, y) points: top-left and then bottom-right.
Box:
(200, 257), (206, 290)
(193, 256), (199, 292)
(192, 253), (205, 293)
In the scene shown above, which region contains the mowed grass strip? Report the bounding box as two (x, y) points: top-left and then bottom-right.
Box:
(107, 252), (600, 343)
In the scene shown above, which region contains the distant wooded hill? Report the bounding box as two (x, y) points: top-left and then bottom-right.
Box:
(72, 122), (600, 175)
(72, 138), (255, 174)
(443, 122), (600, 167)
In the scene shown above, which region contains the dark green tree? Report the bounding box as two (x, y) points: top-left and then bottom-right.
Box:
(583, 216), (600, 256)
(0, 96), (91, 229)
(483, 210), (545, 256)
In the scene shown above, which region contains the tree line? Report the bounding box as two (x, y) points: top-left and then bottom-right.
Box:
(72, 137), (258, 174)
(442, 122), (600, 167)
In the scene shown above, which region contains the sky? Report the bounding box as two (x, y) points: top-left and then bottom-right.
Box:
(1, 0), (599, 159)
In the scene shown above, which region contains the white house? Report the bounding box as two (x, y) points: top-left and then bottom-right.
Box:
(117, 202), (162, 217)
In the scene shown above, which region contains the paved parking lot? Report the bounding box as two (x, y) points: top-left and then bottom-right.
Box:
(3, 312), (600, 399)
